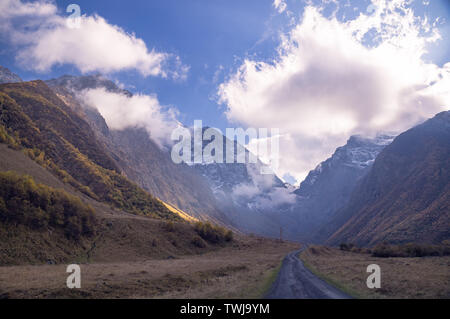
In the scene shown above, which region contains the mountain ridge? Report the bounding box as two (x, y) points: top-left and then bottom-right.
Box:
(325, 111), (450, 246)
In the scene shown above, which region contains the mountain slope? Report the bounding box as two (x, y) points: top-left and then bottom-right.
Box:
(45, 75), (228, 224)
(0, 80), (179, 221)
(290, 134), (394, 242)
(0, 135), (232, 266)
(326, 111), (450, 246)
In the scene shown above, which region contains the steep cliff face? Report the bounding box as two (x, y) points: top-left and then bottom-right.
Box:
(326, 111), (450, 246)
(290, 134), (394, 242)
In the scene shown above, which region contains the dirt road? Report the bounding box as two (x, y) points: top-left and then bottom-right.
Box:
(266, 248), (351, 299)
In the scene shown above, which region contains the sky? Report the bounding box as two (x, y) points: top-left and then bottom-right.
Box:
(0, 0), (449, 185)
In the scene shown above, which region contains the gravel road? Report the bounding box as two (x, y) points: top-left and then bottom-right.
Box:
(265, 247), (352, 299)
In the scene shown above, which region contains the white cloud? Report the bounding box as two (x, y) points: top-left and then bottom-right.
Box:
(1, 0), (187, 78)
(231, 163), (296, 209)
(232, 182), (297, 209)
(273, 0), (287, 14)
(219, 0), (450, 182)
(79, 88), (180, 148)
(0, 0), (55, 20)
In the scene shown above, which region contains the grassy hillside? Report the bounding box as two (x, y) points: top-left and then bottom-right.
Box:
(0, 81), (179, 221)
(163, 202), (199, 222)
(300, 246), (450, 299)
(0, 171), (96, 238)
(0, 171), (98, 265)
(0, 144), (237, 266)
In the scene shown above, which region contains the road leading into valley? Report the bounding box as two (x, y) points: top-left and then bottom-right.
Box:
(265, 247), (352, 299)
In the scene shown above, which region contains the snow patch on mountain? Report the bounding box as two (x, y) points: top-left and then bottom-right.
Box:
(304, 134), (394, 186)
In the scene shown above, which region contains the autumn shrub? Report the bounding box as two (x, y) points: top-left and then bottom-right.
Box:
(191, 236), (207, 248)
(339, 243), (355, 251)
(0, 171), (96, 239)
(163, 221), (176, 232)
(371, 243), (450, 258)
(193, 221), (233, 244)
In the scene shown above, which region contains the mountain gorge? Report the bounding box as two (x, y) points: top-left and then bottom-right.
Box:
(289, 134), (395, 242)
(189, 128), (296, 238)
(0, 67), (448, 250)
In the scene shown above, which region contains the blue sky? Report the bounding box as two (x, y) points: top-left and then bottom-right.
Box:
(0, 0), (449, 183)
(1, 0), (445, 130)
(2, 0), (284, 130)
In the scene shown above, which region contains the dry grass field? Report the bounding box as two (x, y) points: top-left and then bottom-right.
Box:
(0, 237), (298, 299)
(0, 143), (300, 299)
(300, 246), (450, 299)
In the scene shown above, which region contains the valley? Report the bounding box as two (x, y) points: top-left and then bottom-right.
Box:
(0, 129), (298, 299)
(0, 66), (448, 300)
(0, 232), (297, 299)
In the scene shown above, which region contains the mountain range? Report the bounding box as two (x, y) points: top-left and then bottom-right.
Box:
(0, 67), (448, 249)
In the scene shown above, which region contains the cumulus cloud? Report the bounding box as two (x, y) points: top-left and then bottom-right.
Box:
(79, 88), (180, 148)
(1, 0), (187, 78)
(219, 0), (450, 182)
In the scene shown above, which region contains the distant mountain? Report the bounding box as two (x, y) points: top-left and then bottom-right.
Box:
(290, 134), (394, 242)
(188, 127), (297, 237)
(0, 66), (22, 84)
(45, 75), (229, 224)
(326, 111), (450, 246)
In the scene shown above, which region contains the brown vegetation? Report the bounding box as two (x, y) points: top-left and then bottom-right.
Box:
(0, 143), (237, 267)
(370, 242), (450, 258)
(0, 237), (298, 299)
(194, 221), (233, 244)
(301, 245), (450, 299)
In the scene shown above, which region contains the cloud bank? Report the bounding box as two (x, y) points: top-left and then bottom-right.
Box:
(232, 164), (296, 209)
(79, 88), (179, 148)
(219, 0), (450, 182)
(1, 0), (187, 78)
